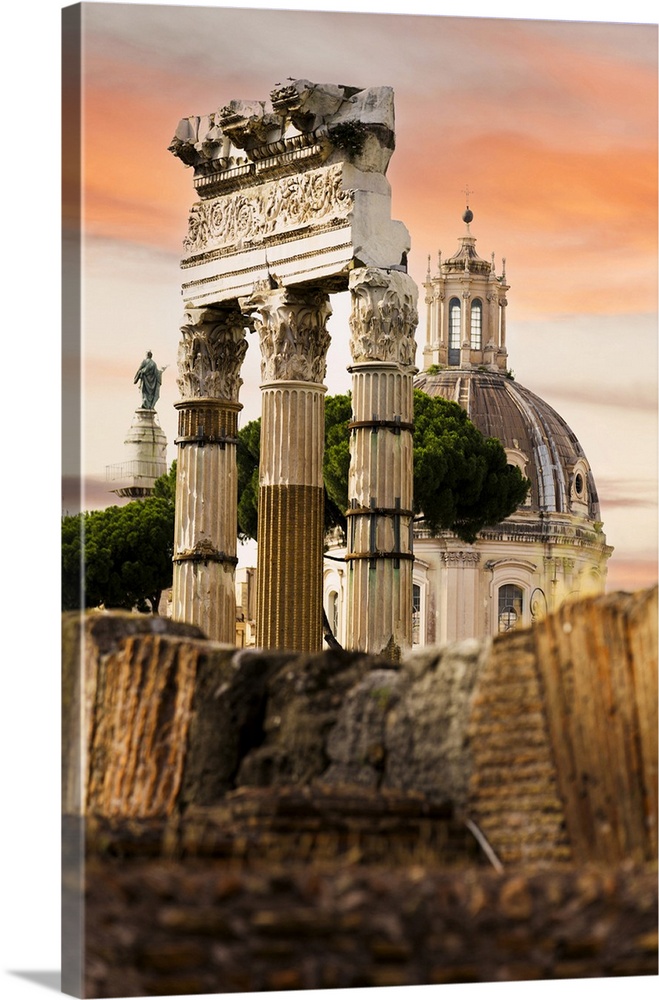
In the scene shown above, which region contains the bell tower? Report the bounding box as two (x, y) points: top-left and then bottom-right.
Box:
(423, 206), (509, 372)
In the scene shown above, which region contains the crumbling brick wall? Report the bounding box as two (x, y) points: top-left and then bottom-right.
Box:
(467, 629), (571, 865)
(83, 855), (658, 998)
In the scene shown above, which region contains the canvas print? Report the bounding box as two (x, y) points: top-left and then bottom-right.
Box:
(61, 2), (658, 998)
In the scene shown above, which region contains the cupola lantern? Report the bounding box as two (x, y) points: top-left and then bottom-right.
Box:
(423, 208), (509, 373)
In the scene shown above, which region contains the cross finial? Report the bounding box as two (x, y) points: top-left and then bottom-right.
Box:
(463, 184), (473, 207)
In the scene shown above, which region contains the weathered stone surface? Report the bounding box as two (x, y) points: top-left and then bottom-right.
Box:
(63, 586), (657, 867)
(533, 586), (658, 865)
(62, 611), (205, 816)
(466, 627), (571, 865)
(171, 80), (410, 306)
(64, 614), (387, 814)
(81, 788), (479, 869)
(322, 640), (489, 805)
(382, 638), (489, 803)
(178, 647), (290, 808)
(234, 649), (386, 787)
(324, 669), (401, 788)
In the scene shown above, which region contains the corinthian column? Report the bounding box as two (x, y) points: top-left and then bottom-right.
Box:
(245, 285), (331, 652)
(346, 267), (418, 659)
(172, 304), (248, 641)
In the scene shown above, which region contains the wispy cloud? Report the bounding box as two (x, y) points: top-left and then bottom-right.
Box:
(529, 382), (658, 413)
(79, 8), (658, 322)
(606, 558), (658, 594)
(597, 476), (658, 510)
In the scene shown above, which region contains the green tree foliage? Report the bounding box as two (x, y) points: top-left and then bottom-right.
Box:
(323, 393), (352, 529)
(61, 466), (176, 613)
(234, 391), (529, 545)
(412, 390), (529, 543)
(236, 419), (261, 541)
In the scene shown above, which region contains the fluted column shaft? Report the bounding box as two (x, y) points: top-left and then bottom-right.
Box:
(245, 286), (331, 652)
(172, 305), (248, 641)
(346, 267), (418, 658)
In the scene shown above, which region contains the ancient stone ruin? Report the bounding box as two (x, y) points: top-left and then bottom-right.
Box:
(168, 80), (418, 657)
(62, 586), (658, 995)
(62, 78), (658, 998)
(63, 586), (657, 868)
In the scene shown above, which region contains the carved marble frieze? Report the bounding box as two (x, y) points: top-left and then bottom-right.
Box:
(182, 163), (353, 259)
(244, 286), (332, 384)
(348, 267), (418, 368)
(177, 306), (248, 400)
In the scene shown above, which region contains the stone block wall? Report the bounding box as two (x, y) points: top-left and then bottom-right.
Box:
(62, 585), (657, 865)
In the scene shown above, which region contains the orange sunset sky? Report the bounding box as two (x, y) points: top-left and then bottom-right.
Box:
(62, 0), (658, 594)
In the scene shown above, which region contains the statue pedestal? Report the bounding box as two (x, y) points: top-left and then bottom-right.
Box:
(106, 409), (168, 498)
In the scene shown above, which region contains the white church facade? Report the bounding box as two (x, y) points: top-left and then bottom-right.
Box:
(323, 209), (612, 647)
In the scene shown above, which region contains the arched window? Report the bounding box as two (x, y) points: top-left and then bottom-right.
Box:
(448, 298), (461, 364)
(412, 583), (421, 644)
(498, 584), (523, 633)
(328, 590), (339, 638)
(470, 299), (482, 350)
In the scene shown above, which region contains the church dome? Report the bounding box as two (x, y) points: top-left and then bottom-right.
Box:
(414, 367), (602, 523)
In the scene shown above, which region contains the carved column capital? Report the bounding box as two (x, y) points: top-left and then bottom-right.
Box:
(244, 285), (332, 383)
(177, 304), (248, 401)
(348, 267), (418, 368)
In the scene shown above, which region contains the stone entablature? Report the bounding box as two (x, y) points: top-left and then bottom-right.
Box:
(170, 80), (410, 304)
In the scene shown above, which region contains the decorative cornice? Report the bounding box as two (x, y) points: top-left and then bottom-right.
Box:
(442, 551), (481, 566)
(169, 80), (396, 187)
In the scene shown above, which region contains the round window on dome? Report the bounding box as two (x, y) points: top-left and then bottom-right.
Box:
(574, 472), (584, 497)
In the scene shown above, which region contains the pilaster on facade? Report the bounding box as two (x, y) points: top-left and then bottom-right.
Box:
(244, 285), (332, 652)
(346, 266), (418, 658)
(172, 304), (248, 642)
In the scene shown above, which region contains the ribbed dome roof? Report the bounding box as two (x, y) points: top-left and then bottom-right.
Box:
(442, 234), (492, 276)
(414, 368), (601, 521)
